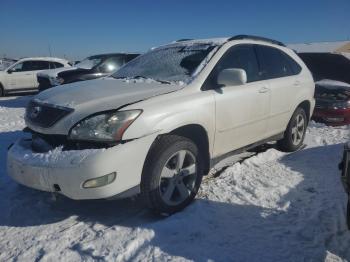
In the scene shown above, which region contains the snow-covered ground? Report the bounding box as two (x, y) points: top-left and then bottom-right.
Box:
(1, 95), (350, 261)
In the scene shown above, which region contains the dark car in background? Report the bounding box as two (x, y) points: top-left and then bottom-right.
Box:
(340, 142), (350, 229)
(299, 52), (350, 126)
(37, 53), (139, 91)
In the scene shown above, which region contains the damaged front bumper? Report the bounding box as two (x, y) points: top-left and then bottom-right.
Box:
(7, 133), (157, 200)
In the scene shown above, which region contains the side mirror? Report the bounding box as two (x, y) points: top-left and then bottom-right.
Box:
(217, 68), (247, 87)
(7, 69), (13, 74)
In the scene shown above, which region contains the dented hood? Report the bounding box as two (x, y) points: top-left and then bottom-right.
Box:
(28, 77), (183, 134)
(36, 77), (182, 110)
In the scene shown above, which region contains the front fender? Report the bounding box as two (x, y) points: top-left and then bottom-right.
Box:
(123, 91), (216, 153)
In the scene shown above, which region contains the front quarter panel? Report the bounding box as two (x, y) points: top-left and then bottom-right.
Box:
(122, 88), (216, 154)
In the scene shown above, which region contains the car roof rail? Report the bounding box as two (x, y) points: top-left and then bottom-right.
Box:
(175, 38), (194, 42)
(228, 35), (286, 47)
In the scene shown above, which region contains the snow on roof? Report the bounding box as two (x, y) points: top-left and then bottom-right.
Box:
(19, 57), (70, 63)
(173, 37), (229, 45)
(287, 41), (350, 53)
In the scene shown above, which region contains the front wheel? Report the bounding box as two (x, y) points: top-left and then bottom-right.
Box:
(141, 135), (204, 215)
(277, 107), (307, 152)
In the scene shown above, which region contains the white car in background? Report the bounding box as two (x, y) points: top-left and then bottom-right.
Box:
(7, 35), (315, 215)
(0, 57), (71, 96)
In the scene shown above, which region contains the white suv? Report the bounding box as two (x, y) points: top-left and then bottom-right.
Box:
(7, 35), (315, 214)
(0, 57), (71, 96)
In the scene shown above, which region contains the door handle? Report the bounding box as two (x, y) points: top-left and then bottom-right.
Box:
(25, 73), (32, 76)
(259, 86), (269, 93)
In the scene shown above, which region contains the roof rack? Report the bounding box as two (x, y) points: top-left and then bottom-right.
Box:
(228, 35), (285, 47)
(175, 38), (194, 42)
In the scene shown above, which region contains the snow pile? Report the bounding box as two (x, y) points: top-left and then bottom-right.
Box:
(11, 139), (103, 167)
(1, 96), (350, 261)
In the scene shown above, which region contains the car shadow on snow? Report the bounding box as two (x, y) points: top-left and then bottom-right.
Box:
(1, 143), (350, 261)
(0, 95), (32, 108)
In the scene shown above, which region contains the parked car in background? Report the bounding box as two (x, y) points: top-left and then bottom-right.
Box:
(0, 57), (71, 96)
(312, 79), (350, 125)
(37, 53), (140, 91)
(298, 52), (350, 125)
(8, 35), (314, 214)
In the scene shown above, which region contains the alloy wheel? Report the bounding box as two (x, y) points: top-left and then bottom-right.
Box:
(159, 150), (197, 206)
(291, 113), (305, 146)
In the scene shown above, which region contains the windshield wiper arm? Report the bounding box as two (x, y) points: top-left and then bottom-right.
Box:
(132, 75), (171, 84)
(112, 75), (171, 84)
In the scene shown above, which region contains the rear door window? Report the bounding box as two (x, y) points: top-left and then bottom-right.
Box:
(256, 45), (302, 79)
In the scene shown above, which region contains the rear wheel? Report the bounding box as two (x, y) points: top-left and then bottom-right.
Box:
(277, 107), (307, 152)
(141, 135), (204, 215)
(0, 84), (4, 97)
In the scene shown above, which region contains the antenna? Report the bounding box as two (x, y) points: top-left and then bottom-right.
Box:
(48, 43), (52, 57)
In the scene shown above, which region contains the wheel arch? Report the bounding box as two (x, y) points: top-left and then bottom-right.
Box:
(169, 124), (210, 174)
(144, 124), (211, 175)
(296, 100), (311, 122)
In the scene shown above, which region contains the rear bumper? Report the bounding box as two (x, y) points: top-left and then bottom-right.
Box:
(7, 134), (157, 200)
(312, 108), (350, 126)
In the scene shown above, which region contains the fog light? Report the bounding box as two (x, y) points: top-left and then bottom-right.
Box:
(83, 172), (116, 188)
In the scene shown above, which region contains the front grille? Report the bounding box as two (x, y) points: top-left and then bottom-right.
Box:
(37, 76), (52, 91)
(25, 99), (73, 128)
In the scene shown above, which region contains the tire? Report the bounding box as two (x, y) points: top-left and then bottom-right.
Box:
(347, 199), (350, 230)
(0, 84), (4, 97)
(141, 135), (204, 215)
(277, 107), (307, 152)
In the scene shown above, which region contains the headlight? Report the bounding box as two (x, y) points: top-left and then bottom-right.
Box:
(50, 77), (64, 86)
(69, 110), (142, 142)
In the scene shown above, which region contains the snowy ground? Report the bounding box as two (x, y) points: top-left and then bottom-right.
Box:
(1, 95), (350, 262)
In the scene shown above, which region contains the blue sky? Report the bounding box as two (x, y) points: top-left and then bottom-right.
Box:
(0, 0), (349, 60)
